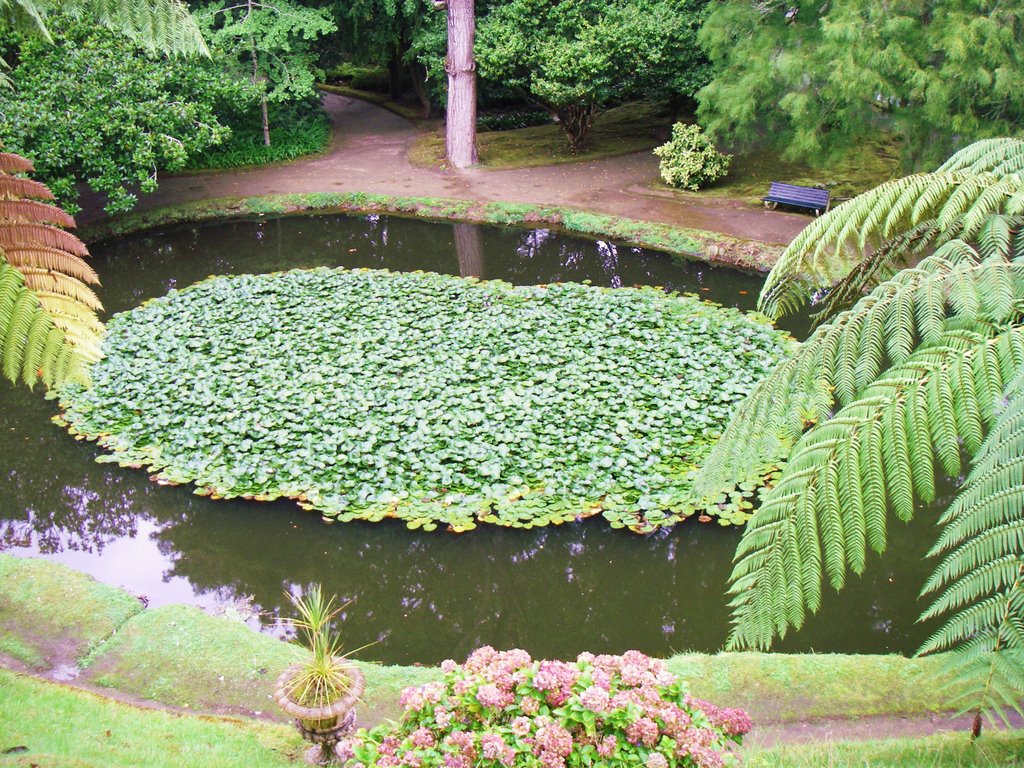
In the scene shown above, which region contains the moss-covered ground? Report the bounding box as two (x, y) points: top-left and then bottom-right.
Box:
(409, 101), (671, 169)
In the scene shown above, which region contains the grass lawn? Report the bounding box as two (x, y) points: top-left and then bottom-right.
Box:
(2, 667), (1023, 767)
(0, 556), (142, 669)
(0, 668), (300, 768)
(409, 101), (672, 169)
(747, 731), (1024, 767)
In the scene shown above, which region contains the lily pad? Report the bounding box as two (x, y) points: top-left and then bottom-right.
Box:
(56, 268), (793, 532)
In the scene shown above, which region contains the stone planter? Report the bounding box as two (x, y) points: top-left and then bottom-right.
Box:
(273, 661), (365, 765)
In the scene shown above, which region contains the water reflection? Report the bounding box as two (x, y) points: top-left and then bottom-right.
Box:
(0, 214), (909, 663)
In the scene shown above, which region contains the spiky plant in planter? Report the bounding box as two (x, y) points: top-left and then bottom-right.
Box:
(274, 585), (364, 765)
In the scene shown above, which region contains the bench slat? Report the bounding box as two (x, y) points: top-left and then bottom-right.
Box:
(762, 181), (830, 213)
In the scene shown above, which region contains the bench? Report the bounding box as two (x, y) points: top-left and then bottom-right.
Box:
(761, 182), (831, 216)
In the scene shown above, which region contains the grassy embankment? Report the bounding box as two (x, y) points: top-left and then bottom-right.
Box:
(3, 553), (1024, 767)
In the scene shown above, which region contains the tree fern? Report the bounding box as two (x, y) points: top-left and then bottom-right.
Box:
(2, 0), (208, 56)
(692, 236), (1024, 508)
(727, 328), (1024, 651)
(0, 153), (102, 387)
(759, 138), (1024, 320)
(917, 368), (1024, 737)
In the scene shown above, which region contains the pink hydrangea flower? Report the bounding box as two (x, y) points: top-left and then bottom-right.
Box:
(536, 723), (573, 757)
(579, 685), (610, 713)
(477, 683), (514, 710)
(520, 696), (541, 715)
(597, 735), (617, 758)
(511, 716), (532, 736)
(409, 728), (435, 749)
(646, 753), (668, 768)
(625, 716), (660, 747)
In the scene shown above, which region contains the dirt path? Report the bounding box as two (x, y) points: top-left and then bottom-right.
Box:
(78, 93), (809, 247)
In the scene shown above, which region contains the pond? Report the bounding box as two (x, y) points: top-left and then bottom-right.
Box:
(0, 213), (935, 665)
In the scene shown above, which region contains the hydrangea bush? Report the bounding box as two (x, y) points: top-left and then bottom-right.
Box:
(338, 647), (751, 768)
(654, 124), (732, 191)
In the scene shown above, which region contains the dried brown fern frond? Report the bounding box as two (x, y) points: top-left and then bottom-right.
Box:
(0, 153), (104, 388)
(0, 199), (77, 229)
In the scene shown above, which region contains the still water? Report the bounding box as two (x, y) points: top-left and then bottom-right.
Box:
(0, 214), (934, 664)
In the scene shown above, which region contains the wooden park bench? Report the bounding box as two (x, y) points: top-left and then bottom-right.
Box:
(761, 182), (831, 216)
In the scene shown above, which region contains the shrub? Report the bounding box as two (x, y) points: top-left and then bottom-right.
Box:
(654, 124), (731, 191)
(338, 647), (751, 768)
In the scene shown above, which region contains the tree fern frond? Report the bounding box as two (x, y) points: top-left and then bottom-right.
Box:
(726, 328), (1024, 652)
(692, 242), (1012, 509)
(0, 175), (55, 201)
(0, 156), (104, 387)
(0, 199), (77, 228)
(0, 153), (34, 173)
(24, 274), (103, 311)
(938, 139), (1024, 175)
(2, 248), (100, 284)
(41, 0), (209, 57)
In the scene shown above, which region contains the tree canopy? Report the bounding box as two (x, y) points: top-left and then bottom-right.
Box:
(697, 0), (1024, 168)
(476, 0), (710, 151)
(0, 20), (253, 212)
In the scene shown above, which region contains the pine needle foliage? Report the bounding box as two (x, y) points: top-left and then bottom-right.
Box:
(0, 154), (102, 387)
(759, 138), (1024, 321)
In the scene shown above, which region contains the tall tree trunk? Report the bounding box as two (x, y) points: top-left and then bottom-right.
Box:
(444, 0), (477, 168)
(410, 61), (433, 119)
(559, 103), (595, 153)
(454, 223), (483, 278)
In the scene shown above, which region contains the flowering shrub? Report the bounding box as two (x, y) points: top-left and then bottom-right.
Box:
(654, 123), (732, 191)
(338, 648), (751, 768)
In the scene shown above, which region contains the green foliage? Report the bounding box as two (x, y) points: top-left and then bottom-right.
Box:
(697, 0), (1024, 168)
(283, 585), (353, 709)
(759, 138), (1024, 322)
(195, 0), (336, 107)
(0, 0), (208, 56)
(699, 140), (1024, 731)
(56, 268), (791, 533)
(654, 122), (731, 191)
(0, 21), (253, 213)
(186, 101), (329, 170)
(477, 0), (710, 150)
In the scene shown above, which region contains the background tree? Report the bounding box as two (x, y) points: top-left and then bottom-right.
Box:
(697, 0), (1024, 168)
(195, 0), (335, 147)
(0, 21), (254, 212)
(476, 0), (710, 151)
(694, 138), (1024, 736)
(325, 0), (436, 115)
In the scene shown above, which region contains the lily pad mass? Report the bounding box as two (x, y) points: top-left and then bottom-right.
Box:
(55, 268), (792, 532)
